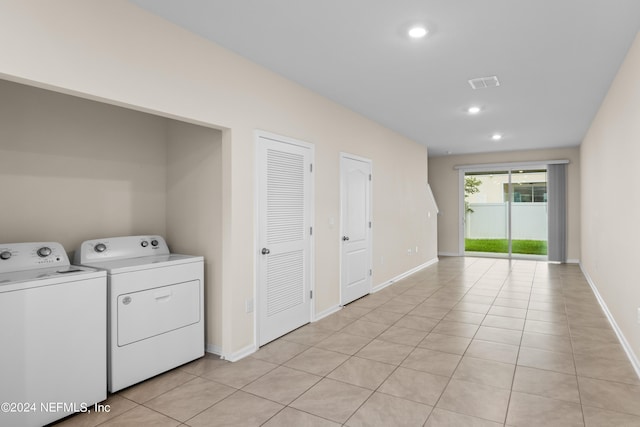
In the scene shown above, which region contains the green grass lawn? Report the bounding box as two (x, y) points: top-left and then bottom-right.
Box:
(465, 239), (547, 255)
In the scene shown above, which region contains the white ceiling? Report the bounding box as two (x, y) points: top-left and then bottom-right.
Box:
(130, 0), (640, 156)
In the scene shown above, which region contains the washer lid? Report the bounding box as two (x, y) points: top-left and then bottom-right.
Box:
(80, 253), (203, 274)
(0, 265), (105, 292)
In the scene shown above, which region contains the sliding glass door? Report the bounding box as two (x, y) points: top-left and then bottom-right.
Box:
(464, 171), (510, 255)
(464, 168), (548, 259)
(510, 169), (548, 256)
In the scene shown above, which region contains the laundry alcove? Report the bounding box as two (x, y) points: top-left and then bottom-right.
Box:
(0, 78), (224, 352)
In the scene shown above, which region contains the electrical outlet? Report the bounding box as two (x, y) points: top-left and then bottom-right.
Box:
(407, 249), (412, 255)
(245, 298), (254, 313)
(415, 246), (419, 253)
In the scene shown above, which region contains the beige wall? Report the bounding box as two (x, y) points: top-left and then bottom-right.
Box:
(428, 147), (581, 260)
(0, 1), (436, 358)
(166, 122), (223, 351)
(0, 79), (167, 252)
(581, 33), (640, 364)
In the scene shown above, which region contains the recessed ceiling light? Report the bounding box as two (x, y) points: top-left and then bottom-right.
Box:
(408, 26), (428, 39)
(491, 133), (503, 141)
(467, 106), (481, 115)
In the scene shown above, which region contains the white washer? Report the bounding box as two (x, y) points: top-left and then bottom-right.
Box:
(75, 235), (204, 392)
(0, 242), (106, 427)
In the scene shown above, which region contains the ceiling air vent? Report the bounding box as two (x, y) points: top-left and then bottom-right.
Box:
(468, 75), (500, 90)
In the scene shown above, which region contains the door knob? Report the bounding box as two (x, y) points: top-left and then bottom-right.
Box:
(261, 248), (270, 255)
(342, 236), (350, 241)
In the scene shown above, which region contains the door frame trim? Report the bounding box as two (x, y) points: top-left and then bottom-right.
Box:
(339, 152), (373, 306)
(254, 130), (315, 348)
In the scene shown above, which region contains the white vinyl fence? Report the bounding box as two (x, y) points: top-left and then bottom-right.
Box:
(465, 203), (547, 240)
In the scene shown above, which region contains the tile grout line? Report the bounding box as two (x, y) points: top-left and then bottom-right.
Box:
(418, 257), (507, 424)
(503, 260), (538, 426)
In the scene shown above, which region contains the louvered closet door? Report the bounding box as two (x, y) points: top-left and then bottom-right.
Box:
(257, 134), (313, 346)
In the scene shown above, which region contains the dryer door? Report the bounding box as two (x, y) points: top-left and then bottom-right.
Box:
(117, 280), (200, 346)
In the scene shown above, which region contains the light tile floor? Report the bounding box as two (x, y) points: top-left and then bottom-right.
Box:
(55, 257), (640, 426)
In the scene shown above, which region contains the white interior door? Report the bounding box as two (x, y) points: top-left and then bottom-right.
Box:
(340, 154), (372, 305)
(257, 133), (313, 346)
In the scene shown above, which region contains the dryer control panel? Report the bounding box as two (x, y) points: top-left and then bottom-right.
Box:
(75, 235), (170, 264)
(0, 242), (70, 273)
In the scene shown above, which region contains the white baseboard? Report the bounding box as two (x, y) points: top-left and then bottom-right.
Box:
(314, 304), (341, 321)
(438, 252), (460, 257)
(205, 343), (222, 357)
(212, 257), (446, 363)
(440, 254), (580, 264)
(219, 343), (257, 362)
(579, 263), (640, 379)
(211, 305), (340, 361)
(372, 257), (439, 293)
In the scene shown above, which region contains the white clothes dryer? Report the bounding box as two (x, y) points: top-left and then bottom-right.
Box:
(0, 242), (106, 427)
(75, 235), (204, 392)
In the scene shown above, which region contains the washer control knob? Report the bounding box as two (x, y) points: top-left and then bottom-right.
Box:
(151, 240), (159, 247)
(0, 251), (11, 260)
(141, 241), (149, 248)
(94, 243), (107, 253)
(37, 247), (52, 258)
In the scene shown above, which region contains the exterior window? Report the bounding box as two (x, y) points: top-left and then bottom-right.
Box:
(504, 183), (547, 202)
